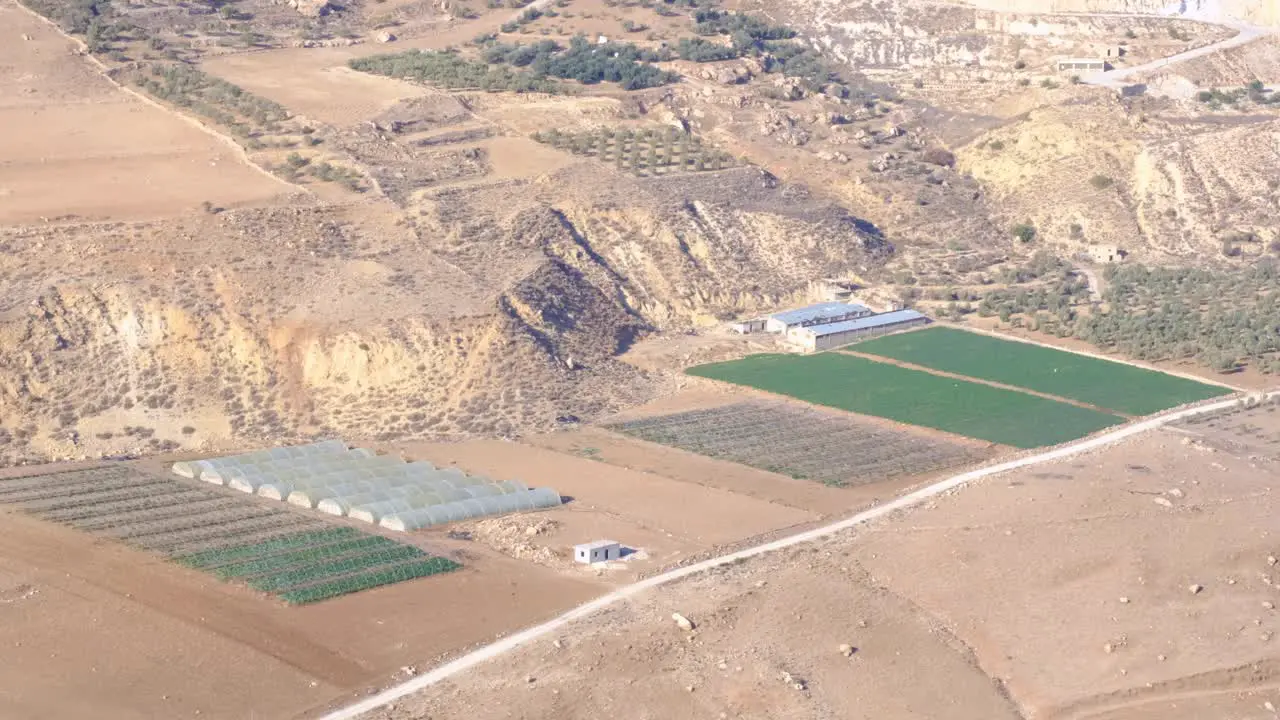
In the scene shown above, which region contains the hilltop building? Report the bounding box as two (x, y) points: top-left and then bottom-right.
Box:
(1057, 58), (1108, 72)
(1087, 245), (1126, 263)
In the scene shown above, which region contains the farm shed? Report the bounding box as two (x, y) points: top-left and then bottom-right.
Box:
(575, 540), (622, 564)
(764, 302), (873, 333)
(730, 318), (767, 334)
(790, 309), (928, 352)
(1087, 245), (1126, 263)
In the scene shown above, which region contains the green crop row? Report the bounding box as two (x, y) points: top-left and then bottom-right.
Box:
(175, 527), (359, 569)
(247, 545), (426, 593)
(212, 535), (400, 579)
(280, 557), (462, 605)
(687, 352), (1125, 448)
(853, 327), (1231, 416)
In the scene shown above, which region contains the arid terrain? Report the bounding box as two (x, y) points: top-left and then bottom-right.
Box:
(2, 0), (1280, 715)
(368, 406), (1280, 720)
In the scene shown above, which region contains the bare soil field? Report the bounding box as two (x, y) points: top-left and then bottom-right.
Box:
(365, 411), (1280, 720)
(4, 0), (1279, 713)
(398, 437), (821, 562)
(0, 461), (603, 720)
(201, 52), (427, 128)
(0, 1), (291, 224)
(526, 427), (860, 516)
(1174, 399), (1280, 457)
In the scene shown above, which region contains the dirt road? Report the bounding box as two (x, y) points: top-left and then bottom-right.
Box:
(1084, 19), (1275, 86)
(318, 389), (1257, 720)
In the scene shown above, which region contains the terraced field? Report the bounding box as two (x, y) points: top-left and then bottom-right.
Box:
(608, 400), (987, 486)
(854, 327), (1231, 416)
(0, 466), (460, 603)
(686, 354), (1126, 448)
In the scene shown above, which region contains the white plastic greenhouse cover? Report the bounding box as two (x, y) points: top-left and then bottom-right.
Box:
(172, 441), (560, 532)
(379, 487), (563, 531)
(171, 440), (348, 479)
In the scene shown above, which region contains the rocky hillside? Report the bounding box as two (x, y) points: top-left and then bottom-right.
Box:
(0, 166), (887, 465)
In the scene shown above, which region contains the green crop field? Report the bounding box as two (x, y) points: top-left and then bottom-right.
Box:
(0, 466), (462, 605)
(686, 353), (1125, 448)
(852, 327), (1232, 416)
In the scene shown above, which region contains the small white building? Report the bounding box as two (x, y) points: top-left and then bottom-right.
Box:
(1087, 245), (1125, 263)
(575, 540), (622, 564)
(1057, 58), (1108, 72)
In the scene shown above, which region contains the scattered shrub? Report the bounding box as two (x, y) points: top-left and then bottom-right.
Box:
(921, 147), (956, 167)
(1012, 222), (1037, 243)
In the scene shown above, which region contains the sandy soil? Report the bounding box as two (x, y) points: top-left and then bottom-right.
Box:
(200, 54), (427, 128)
(399, 438), (821, 559)
(1173, 400), (1280, 456)
(194, 13), (507, 128)
(533, 386), (998, 516)
(0, 2), (291, 225)
(0, 465), (603, 720)
(366, 416), (1280, 720)
(0, 419), (854, 720)
(526, 427), (861, 515)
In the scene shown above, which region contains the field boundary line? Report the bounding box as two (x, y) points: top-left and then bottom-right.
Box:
(9, 0), (306, 197)
(940, 322), (1246, 392)
(837, 348), (1132, 418)
(316, 391), (1273, 720)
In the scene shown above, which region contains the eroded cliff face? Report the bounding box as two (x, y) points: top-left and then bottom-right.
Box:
(0, 169), (888, 464)
(955, 102), (1280, 259)
(961, 0), (1279, 26)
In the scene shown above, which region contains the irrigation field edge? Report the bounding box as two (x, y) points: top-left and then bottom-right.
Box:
(940, 321), (1246, 392)
(315, 390), (1263, 720)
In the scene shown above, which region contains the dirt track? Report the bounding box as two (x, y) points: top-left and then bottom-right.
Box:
(0, 1), (291, 224)
(343, 393), (1280, 720)
(319, 391), (1255, 719)
(0, 499), (602, 720)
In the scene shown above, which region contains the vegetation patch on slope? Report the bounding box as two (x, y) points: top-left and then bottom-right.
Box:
(531, 125), (737, 175)
(974, 259), (1280, 374)
(677, 9), (845, 92)
(353, 37), (680, 93)
(687, 353), (1124, 448)
(350, 50), (565, 93)
(482, 37), (679, 90)
(854, 327), (1230, 416)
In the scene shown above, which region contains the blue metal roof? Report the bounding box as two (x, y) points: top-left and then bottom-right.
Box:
(799, 309), (928, 337)
(768, 302), (871, 326)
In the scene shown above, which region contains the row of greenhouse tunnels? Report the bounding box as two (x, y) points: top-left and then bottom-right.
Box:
(172, 441), (562, 532)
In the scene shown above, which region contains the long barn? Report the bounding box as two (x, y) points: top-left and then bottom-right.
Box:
(789, 309), (928, 352)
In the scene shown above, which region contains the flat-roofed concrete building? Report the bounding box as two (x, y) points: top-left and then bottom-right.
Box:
(575, 540), (621, 564)
(1057, 58), (1108, 72)
(1087, 245), (1126, 263)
